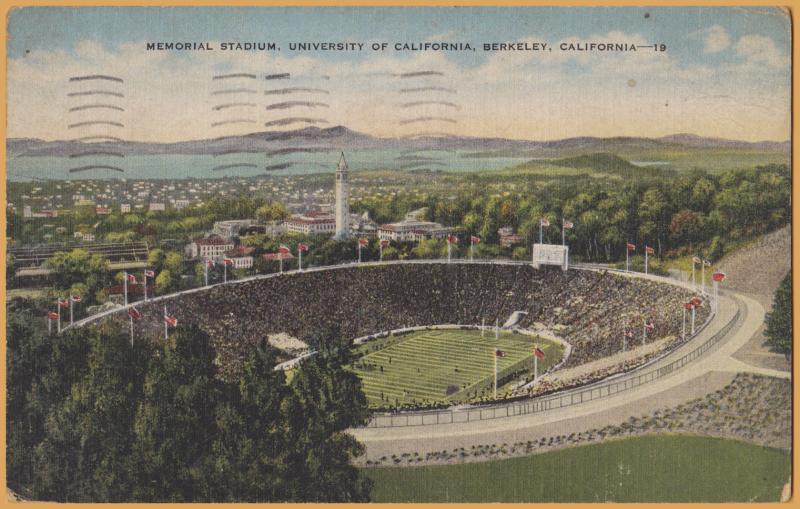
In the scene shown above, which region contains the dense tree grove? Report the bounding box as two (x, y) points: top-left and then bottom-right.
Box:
(764, 272), (792, 360)
(354, 164), (790, 262)
(7, 303), (371, 502)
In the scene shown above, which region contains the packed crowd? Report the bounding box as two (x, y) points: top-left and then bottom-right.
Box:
(94, 263), (708, 383)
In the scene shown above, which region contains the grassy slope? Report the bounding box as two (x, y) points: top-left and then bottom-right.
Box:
(364, 435), (790, 503)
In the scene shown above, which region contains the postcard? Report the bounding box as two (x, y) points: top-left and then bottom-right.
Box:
(5, 6), (792, 503)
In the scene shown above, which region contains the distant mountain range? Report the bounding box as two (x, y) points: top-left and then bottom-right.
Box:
(7, 126), (790, 157)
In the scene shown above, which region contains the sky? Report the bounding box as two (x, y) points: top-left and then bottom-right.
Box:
(7, 6), (791, 143)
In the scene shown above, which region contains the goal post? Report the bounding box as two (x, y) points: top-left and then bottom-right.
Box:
(532, 243), (569, 271)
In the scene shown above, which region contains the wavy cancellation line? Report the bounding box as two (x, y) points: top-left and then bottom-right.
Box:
(68, 165), (125, 173)
(67, 90), (125, 98)
(266, 101), (330, 110)
(265, 87), (329, 95)
(69, 151), (124, 158)
(69, 104), (125, 112)
(212, 73), (257, 80)
(399, 101), (460, 110)
(265, 73), (291, 80)
(68, 74), (124, 83)
(266, 147), (332, 156)
(265, 162), (295, 171)
(396, 71), (445, 78)
(212, 103), (257, 111)
(68, 120), (125, 129)
(211, 163), (260, 171)
(399, 86), (457, 94)
(264, 117), (328, 127)
(399, 116), (457, 125)
(211, 88), (258, 96)
(210, 119), (257, 127)
(69, 136), (125, 143)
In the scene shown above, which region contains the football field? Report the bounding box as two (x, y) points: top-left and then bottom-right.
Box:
(352, 329), (563, 407)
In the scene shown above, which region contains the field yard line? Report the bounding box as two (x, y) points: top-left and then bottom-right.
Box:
(351, 292), (768, 446)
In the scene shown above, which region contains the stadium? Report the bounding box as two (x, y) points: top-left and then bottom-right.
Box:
(71, 260), (712, 413)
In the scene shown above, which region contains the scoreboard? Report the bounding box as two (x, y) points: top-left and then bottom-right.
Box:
(532, 243), (569, 270)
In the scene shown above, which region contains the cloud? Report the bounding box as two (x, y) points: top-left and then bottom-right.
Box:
(703, 25), (730, 53)
(735, 34), (787, 68)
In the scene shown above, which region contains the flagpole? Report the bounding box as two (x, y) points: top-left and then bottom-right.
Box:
(143, 271), (148, 301)
(701, 262), (706, 294)
(562, 221), (565, 246)
(495, 318), (499, 340)
(482, 318), (485, 337)
(123, 271), (128, 306)
(48, 317), (52, 335)
(164, 305), (168, 341)
(130, 315), (134, 347)
(204, 261), (209, 286)
(534, 343), (538, 380)
(626, 247), (630, 273)
(279, 257), (283, 273)
(642, 321), (646, 344)
(691, 305), (696, 335)
(539, 222), (543, 244)
(714, 280), (719, 312)
(57, 301), (61, 335)
(493, 351), (498, 399)
(447, 242), (451, 263)
(379, 243), (383, 262)
(691, 261), (696, 289)
(470, 239), (474, 261)
(358, 244), (362, 263)
(645, 249), (648, 274)
(682, 307), (686, 340)
(299, 249), (303, 271)
(224, 262), (227, 283)
(69, 298), (74, 326)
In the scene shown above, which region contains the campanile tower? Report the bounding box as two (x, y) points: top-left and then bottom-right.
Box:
(334, 152), (349, 240)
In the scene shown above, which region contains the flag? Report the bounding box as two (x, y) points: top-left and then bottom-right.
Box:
(70, 295), (81, 303)
(127, 273), (137, 284)
(47, 311), (58, 320)
(447, 234), (458, 244)
(379, 239), (390, 248)
(164, 315), (178, 327)
(358, 238), (369, 247)
(206, 259), (215, 268)
(57, 299), (69, 308)
(470, 235), (481, 243)
(297, 242), (309, 252)
(626, 243), (636, 252)
(562, 220), (574, 229)
(703, 259), (711, 267)
(495, 349), (506, 358)
(278, 244), (291, 254)
(692, 256), (702, 264)
(223, 257), (234, 266)
(691, 296), (703, 307)
(645, 245), (655, 255)
(534, 347), (546, 359)
(128, 307), (141, 320)
(683, 302), (694, 310)
(644, 321), (655, 331)
(625, 330), (635, 339)
(144, 269), (155, 277)
(712, 271), (726, 282)
(540, 218), (550, 227)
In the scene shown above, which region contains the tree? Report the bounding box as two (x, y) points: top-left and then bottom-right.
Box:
(147, 249), (166, 271)
(45, 249), (109, 303)
(155, 270), (172, 293)
(764, 272), (792, 360)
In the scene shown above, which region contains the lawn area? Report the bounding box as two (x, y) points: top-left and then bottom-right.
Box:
(364, 435), (791, 502)
(351, 329), (563, 408)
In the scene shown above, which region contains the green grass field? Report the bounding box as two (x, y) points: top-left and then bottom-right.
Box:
(364, 435), (791, 502)
(351, 329), (563, 408)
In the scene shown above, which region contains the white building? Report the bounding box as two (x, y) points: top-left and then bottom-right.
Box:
(188, 235), (235, 260)
(334, 152), (349, 240)
(378, 218), (451, 242)
(213, 219), (254, 240)
(120, 203), (131, 213)
(174, 199), (190, 210)
(149, 202), (166, 212)
(285, 212), (336, 235)
(224, 247), (255, 269)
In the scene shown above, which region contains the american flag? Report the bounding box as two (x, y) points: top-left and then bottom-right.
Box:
(495, 349), (506, 358)
(128, 307), (141, 320)
(57, 299), (69, 308)
(562, 220), (574, 229)
(540, 218), (550, 227)
(278, 244), (291, 254)
(297, 242), (309, 252)
(70, 295), (82, 303)
(645, 245), (655, 255)
(223, 257), (234, 266)
(470, 235), (481, 243)
(379, 239), (390, 248)
(692, 256), (702, 264)
(447, 234), (458, 244)
(358, 238), (369, 247)
(144, 269), (155, 277)
(164, 315), (178, 327)
(626, 243), (636, 251)
(47, 311), (58, 320)
(533, 347), (546, 359)
(127, 274), (137, 284)
(712, 271), (726, 282)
